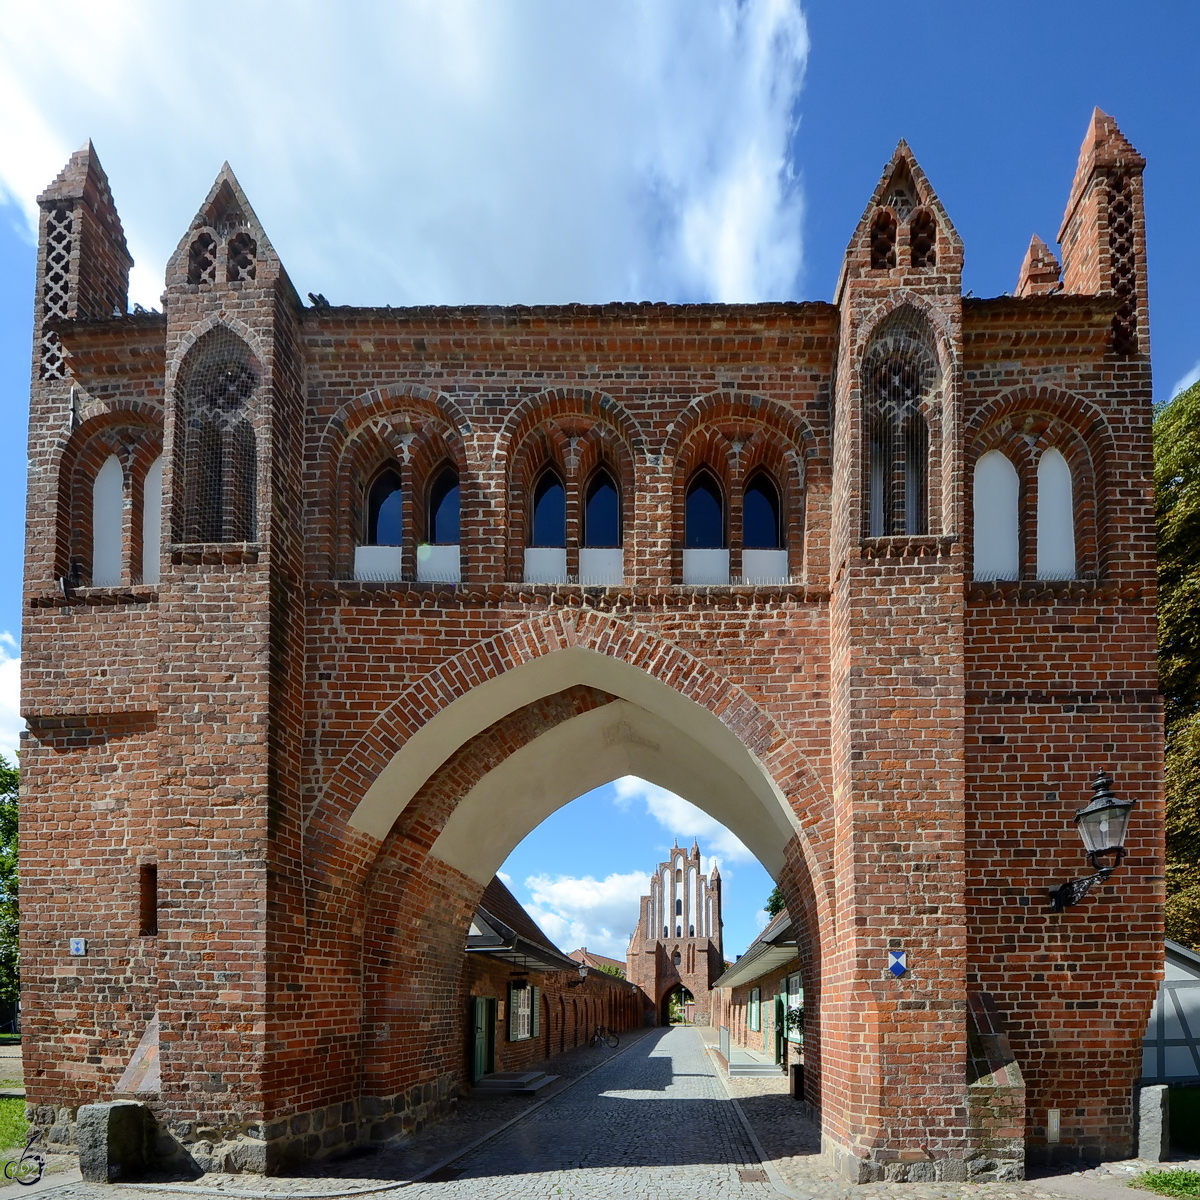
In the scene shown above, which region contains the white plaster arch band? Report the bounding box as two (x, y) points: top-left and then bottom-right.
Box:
(348, 646), (800, 881)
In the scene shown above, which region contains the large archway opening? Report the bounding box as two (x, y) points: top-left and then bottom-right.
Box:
(313, 641), (831, 1154)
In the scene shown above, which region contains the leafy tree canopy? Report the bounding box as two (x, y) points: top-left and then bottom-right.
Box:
(765, 884), (786, 918)
(1155, 381), (1200, 949)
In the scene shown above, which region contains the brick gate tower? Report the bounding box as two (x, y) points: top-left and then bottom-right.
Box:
(627, 842), (723, 1024)
(19, 111), (1162, 1182)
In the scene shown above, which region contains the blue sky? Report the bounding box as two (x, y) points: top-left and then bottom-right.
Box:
(0, 1), (1194, 954)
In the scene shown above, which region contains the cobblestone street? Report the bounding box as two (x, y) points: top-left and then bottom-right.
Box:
(28, 1025), (1196, 1200)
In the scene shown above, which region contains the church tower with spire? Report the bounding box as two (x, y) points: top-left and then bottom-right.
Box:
(626, 841), (724, 1025)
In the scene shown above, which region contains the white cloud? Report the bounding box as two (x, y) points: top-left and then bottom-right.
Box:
(496, 870), (512, 886)
(523, 870), (649, 959)
(0, 0), (807, 308)
(609, 775), (753, 864)
(0, 634), (22, 765)
(1172, 359), (1200, 400)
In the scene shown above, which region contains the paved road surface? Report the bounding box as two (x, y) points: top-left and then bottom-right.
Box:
(405, 1024), (770, 1198)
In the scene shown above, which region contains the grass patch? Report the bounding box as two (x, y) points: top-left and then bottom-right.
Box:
(0, 1098), (26, 1151)
(1133, 1169), (1200, 1197)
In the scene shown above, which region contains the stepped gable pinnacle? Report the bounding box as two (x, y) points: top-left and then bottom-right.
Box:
(1015, 234), (1061, 298)
(166, 161), (280, 279)
(836, 138), (962, 301)
(1059, 108), (1145, 240)
(38, 140), (130, 261)
(692, 839), (700, 859)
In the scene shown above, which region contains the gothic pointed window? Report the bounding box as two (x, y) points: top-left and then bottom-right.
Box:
(870, 210), (898, 269)
(91, 454), (124, 586)
(973, 451), (1019, 580)
(743, 472), (782, 549)
(583, 469), (620, 547)
(686, 471), (725, 549)
(428, 466), (460, 544)
(176, 328), (259, 544)
(1037, 448), (1076, 579)
(862, 310), (938, 538)
(366, 469), (403, 546)
(525, 467), (567, 583)
(531, 469), (566, 547)
(187, 231), (216, 285)
(227, 232), (257, 282)
(910, 209), (937, 269)
(141, 456), (163, 585)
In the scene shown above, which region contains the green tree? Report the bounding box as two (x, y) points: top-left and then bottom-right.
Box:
(765, 884), (786, 918)
(594, 962), (625, 979)
(1155, 380), (1200, 948)
(0, 755), (17, 1005)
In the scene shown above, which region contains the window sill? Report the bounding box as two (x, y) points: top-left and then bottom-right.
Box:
(169, 542), (262, 566)
(30, 585), (158, 609)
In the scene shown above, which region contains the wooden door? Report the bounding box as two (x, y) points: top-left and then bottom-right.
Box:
(470, 996), (496, 1082)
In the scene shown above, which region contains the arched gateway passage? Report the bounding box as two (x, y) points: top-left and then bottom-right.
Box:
(290, 615), (833, 1166)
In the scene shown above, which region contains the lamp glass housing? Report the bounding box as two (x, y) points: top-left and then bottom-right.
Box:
(1073, 775), (1134, 857)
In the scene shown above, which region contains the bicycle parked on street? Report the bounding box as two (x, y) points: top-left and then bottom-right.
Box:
(590, 1024), (619, 1049)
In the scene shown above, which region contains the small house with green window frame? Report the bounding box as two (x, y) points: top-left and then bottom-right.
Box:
(711, 909), (803, 1075)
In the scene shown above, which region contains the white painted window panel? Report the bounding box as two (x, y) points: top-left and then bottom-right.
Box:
(524, 547), (567, 584)
(742, 549), (788, 584)
(354, 545), (403, 581)
(973, 451), (1020, 580)
(141, 456), (162, 585)
(683, 548), (730, 585)
(92, 454), (124, 587)
(578, 547), (623, 585)
(1037, 448), (1076, 579)
(416, 543), (460, 583)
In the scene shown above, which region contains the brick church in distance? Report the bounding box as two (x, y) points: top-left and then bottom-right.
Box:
(627, 842), (724, 1025)
(20, 109), (1161, 1183)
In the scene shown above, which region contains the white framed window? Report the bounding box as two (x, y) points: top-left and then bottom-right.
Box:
(786, 971), (804, 1044)
(749, 987), (761, 1032)
(508, 981), (535, 1042)
(92, 454), (124, 587)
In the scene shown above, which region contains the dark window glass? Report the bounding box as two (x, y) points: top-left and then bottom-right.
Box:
(531, 470), (566, 547)
(685, 471), (725, 549)
(744, 473), (782, 549)
(584, 470), (620, 547)
(673, 951), (681, 966)
(675, 899), (682, 915)
(428, 467), (460, 544)
(689, 925), (695, 937)
(367, 469), (403, 546)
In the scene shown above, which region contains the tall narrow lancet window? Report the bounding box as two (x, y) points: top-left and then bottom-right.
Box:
(525, 468), (567, 583)
(862, 310), (938, 539)
(92, 454), (124, 587)
(580, 468), (622, 584)
(354, 467), (403, 582)
(141, 456), (163, 585)
(870, 210), (898, 269)
(1036, 448), (1076, 579)
(177, 328), (259, 545)
(742, 471), (787, 583)
(418, 465), (461, 584)
(910, 209), (937, 269)
(367, 469), (403, 545)
(972, 451), (1019, 580)
(683, 469), (729, 584)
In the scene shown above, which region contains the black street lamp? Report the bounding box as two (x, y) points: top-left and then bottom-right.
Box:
(1050, 771), (1136, 911)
